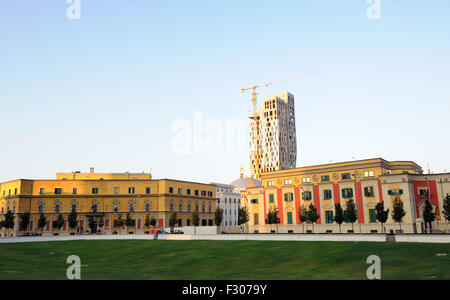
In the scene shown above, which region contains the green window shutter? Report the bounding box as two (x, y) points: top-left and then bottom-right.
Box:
(287, 212), (293, 224)
(269, 194), (274, 203)
(400, 189), (403, 195)
(369, 209), (376, 223)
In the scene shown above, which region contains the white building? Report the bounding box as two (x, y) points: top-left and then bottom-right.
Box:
(210, 183), (241, 228)
(249, 92), (297, 180)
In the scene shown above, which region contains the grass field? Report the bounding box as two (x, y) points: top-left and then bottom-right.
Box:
(0, 240), (449, 280)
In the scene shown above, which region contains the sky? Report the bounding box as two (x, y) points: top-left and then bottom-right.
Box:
(0, 0), (449, 184)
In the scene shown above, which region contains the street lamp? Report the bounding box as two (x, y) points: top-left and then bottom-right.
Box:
(351, 173), (362, 234)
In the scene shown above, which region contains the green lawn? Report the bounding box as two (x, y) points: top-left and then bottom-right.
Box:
(0, 240), (449, 280)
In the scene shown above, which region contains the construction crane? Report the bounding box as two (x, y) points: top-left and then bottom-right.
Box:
(241, 70), (320, 180)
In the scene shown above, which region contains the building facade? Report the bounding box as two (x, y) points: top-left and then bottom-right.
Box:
(212, 183), (241, 228)
(0, 169), (216, 236)
(249, 92), (297, 180)
(241, 158), (450, 233)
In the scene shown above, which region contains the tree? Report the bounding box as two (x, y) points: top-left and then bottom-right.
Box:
(375, 202), (389, 233)
(214, 208), (224, 233)
(391, 197), (406, 231)
(306, 203), (320, 233)
(443, 194), (450, 223)
(422, 199), (436, 234)
(334, 203), (344, 234)
(19, 212), (30, 232)
(299, 205), (308, 233)
(169, 212), (178, 233)
(125, 213), (135, 232)
(68, 210), (78, 232)
(345, 199), (358, 232)
(98, 217), (105, 233)
(150, 215), (157, 229)
(4, 210), (15, 236)
(238, 206), (250, 233)
(53, 214), (65, 232)
(114, 213), (123, 233)
(266, 207), (280, 233)
(37, 213), (47, 235)
(144, 214), (151, 232)
(87, 215), (96, 234)
(191, 210), (200, 235)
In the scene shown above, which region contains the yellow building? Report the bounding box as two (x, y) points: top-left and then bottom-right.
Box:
(239, 158), (450, 234)
(0, 169), (216, 236)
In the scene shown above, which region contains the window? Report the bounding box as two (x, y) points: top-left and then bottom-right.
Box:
(14, 188), (17, 195)
(323, 190), (332, 200)
(250, 199), (258, 204)
(92, 204), (98, 213)
(92, 187), (99, 194)
(201, 191), (207, 197)
(39, 188), (45, 195)
(208, 191), (213, 197)
(302, 177), (311, 183)
(73, 188), (78, 195)
(128, 187), (135, 194)
(55, 188), (62, 195)
(187, 202), (192, 213)
(342, 173), (351, 180)
(364, 186), (374, 197)
(114, 187), (120, 194)
(302, 191), (312, 201)
(178, 188), (183, 195)
(268, 181), (275, 187)
(321, 175), (330, 182)
(202, 202), (206, 213)
(388, 189), (403, 195)
(145, 203), (151, 213)
(169, 187), (174, 194)
(38, 204), (44, 214)
(341, 188), (353, 199)
(195, 190), (199, 196)
(169, 200), (174, 212)
(55, 204), (61, 214)
(284, 193), (294, 202)
(179, 200), (183, 212)
(284, 179), (292, 185)
(325, 211), (334, 223)
(287, 212), (293, 224)
(364, 171), (375, 178)
(187, 189), (191, 195)
(71, 204), (77, 213)
(269, 194), (275, 203)
(146, 187), (151, 194)
(254, 213), (259, 225)
(369, 209), (377, 223)
(418, 188), (429, 196)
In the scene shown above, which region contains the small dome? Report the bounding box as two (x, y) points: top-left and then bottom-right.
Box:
(230, 177), (262, 189)
(230, 165), (261, 189)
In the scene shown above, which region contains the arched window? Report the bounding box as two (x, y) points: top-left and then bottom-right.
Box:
(112, 200), (120, 213)
(144, 200), (151, 213)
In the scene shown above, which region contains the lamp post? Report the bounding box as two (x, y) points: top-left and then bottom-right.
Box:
(351, 173), (362, 234)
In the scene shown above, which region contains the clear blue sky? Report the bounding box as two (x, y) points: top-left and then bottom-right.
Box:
(1, 0), (449, 184)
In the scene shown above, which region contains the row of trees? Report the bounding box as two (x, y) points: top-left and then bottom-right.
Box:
(262, 195), (450, 234)
(3, 195), (450, 235)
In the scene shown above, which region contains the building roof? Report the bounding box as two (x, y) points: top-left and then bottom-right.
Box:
(230, 166), (262, 189)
